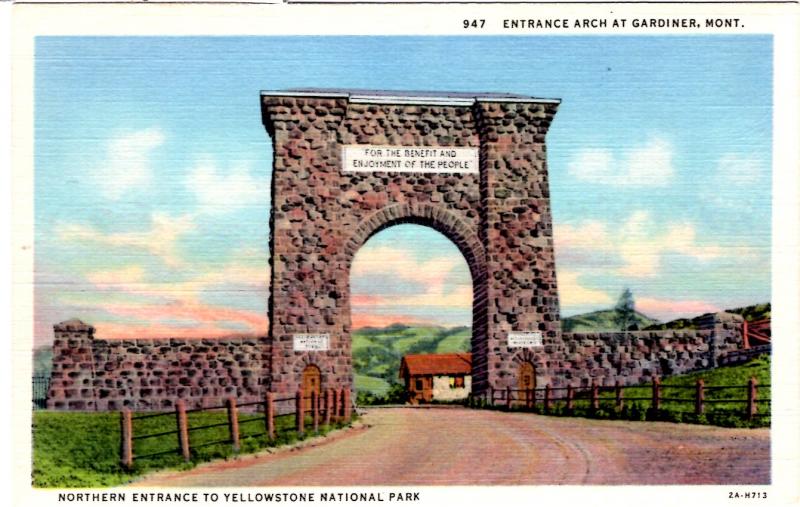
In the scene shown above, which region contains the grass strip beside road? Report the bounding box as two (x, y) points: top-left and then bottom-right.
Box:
(33, 410), (350, 488)
(475, 355), (771, 428)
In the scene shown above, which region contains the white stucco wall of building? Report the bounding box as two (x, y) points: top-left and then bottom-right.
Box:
(432, 375), (472, 401)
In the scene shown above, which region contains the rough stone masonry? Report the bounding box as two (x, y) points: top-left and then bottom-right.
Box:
(261, 89), (562, 397)
(46, 89), (749, 410)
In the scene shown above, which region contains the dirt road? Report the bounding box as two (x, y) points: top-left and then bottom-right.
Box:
(134, 407), (769, 486)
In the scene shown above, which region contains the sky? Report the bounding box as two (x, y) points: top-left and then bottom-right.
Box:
(33, 36), (772, 345)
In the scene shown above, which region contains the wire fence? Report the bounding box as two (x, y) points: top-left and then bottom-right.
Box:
(32, 375), (50, 409)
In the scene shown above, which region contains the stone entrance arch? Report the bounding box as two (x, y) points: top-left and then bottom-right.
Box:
(261, 89), (562, 398)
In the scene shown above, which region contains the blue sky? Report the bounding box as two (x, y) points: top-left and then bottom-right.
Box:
(34, 36), (772, 343)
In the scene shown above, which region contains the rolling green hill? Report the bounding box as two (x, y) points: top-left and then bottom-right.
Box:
(352, 324), (471, 395)
(561, 310), (659, 332)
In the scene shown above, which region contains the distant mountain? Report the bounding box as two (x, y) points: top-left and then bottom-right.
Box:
(562, 310), (659, 333)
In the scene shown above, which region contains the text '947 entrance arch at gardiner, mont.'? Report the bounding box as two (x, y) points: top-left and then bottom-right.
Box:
(261, 88), (563, 398)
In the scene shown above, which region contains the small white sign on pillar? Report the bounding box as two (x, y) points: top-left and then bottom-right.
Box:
(508, 331), (543, 348)
(293, 333), (330, 351)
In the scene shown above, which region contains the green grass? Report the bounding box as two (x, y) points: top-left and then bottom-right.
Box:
(472, 355), (771, 428)
(367, 363), (391, 376)
(351, 334), (377, 353)
(436, 328), (471, 353)
(392, 327), (443, 352)
(33, 409), (352, 488)
(597, 354), (771, 425)
(354, 374), (391, 396)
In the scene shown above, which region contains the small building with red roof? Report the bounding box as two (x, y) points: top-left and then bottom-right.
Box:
(399, 353), (472, 404)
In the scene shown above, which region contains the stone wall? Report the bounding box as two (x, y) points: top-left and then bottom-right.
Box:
(45, 313), (749, 410)
(46, 320), (271, 411)
(517, 312), (745, 389)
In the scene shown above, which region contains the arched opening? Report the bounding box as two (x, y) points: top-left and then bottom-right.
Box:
(518, 362), (536, 391)
(301, 364), (321, 412)
(350, 223), (474, 404)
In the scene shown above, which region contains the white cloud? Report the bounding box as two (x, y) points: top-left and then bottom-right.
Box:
(351, 245), (471, 310)
(662, 224), (723, 261)
(567, 136), (674, 186)
(636, 297), (721, 322)
(715, 154), (766, 185)
(566, 149), (613, 183)
(86, 265), (147, 287)
(624, 137), (674, 186)
(185, 160), (268, 214)
(57, 212), (195, 268)
(95, 128), (165, 200)
(557, 271), (612, 307)
(352, 245), (459, 288)
(618, 212), (722, 277)
(558, 211), (724, 279)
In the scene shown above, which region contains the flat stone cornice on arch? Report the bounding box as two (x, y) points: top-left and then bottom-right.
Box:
(343, 203), (487, 283)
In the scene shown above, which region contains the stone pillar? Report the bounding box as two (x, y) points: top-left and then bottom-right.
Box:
(47, 319), (97, 410)
(697, 312), (745, 367)
(473, 101), (561, 394)
(263, 95), (352, 395)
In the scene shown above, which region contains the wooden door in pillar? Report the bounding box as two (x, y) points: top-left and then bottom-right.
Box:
(519, 362), (535, 390)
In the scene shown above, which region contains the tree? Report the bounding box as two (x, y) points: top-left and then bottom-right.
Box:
(614, 288), (636, 332)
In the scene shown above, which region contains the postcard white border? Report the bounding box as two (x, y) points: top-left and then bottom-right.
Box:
(7, 3), (799, 507)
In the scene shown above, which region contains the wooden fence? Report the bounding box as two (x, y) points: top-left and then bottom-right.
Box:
(474, 376), (769, 421)
(120, 388), (352, 469)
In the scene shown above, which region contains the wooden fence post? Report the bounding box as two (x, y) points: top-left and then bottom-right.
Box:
(332, 388), (340, 423)
(343, 388), (352, 421)
(337, 388), (346, 419)
(747, 377), (757, 420)
(312, 392), (320, 433)
(544, 384), (551, 414)
(120, 409), (133, 470)
(566, 385), (574, 412)
(652, 377), (661, 412)
(175, 400), (191, 462)
(265, 392), (275, 440)
(591, 380), (599, 412)
(295, 390), (304, 435)
(226, 397), (240, 452)
(324, 389), (332, 426)
(695, 379), (705, 416)
(742, 320), (750, 350)
(506, 386), (513, 410)
(615, 381), (624, 412)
